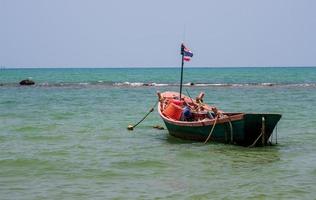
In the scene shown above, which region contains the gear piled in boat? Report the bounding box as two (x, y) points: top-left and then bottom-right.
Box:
(158, 91), (222, 122)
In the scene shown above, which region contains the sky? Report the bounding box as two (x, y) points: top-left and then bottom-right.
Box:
(0, 0), (316, 68)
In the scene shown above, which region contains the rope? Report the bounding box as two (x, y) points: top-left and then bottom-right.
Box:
(248, 116), (265, 148)
(227, 117), (233, 143)
(269, 128), (273, 145)
(261, 117), (265, 145)
(248, 131), (263, 148)
(275, 125), (278, 144)
(224, 124), (228, 143)
(127, 100), (159, 130)
(204, 116), (218, 144)
(185, 89), (194, 104)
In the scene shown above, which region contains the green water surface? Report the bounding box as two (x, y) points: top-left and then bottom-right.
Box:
(1, 68), (316, 199)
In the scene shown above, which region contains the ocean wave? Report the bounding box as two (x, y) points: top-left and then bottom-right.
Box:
(114, 82), (170, 87)
(1, 81), (316, 88)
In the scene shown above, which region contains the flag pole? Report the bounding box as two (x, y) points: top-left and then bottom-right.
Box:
(179, 44), (184, 100)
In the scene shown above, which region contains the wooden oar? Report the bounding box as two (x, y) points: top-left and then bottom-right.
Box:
(127, 100), (159, 131)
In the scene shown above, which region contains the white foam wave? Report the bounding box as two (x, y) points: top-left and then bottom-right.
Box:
(110, 82), (316, 88)
(261, 83), (274, 86)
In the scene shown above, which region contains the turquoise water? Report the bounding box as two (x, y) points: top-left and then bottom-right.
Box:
(1, 67), (316, 199)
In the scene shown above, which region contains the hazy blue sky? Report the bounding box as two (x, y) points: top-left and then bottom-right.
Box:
(1, 0), (315, 67)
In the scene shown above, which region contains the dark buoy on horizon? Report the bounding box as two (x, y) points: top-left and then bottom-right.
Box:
(19, 79), (35, 86)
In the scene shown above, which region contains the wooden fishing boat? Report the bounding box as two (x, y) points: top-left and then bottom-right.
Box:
(157, 91), (281, 146)
(151, 43), (281, 146)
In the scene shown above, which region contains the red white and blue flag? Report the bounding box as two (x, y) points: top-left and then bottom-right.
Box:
(181, 43), (193, 62)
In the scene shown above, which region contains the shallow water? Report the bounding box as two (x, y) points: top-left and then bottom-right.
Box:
(0, 68), (316, 199)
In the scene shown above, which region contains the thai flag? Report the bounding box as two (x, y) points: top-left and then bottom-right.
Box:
(181, 43), (193, 62)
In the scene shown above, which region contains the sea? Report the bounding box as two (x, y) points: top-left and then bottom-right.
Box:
(0, 67), (316, 199)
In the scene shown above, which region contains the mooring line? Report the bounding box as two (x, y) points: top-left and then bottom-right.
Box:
(248, 116), (265, 148)
(204, 116), (219, 144)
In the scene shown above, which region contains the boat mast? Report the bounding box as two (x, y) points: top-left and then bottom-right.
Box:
(179, 44), (184, 100)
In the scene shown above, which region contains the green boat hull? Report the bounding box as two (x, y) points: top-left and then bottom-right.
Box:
(163, 113), (281, 146)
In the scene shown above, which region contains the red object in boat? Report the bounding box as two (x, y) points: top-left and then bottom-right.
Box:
(170, 99), (184, 106)
(162, 103), (183, 120)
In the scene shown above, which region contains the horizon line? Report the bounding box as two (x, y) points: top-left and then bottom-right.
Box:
(1, 65), (316, 69)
